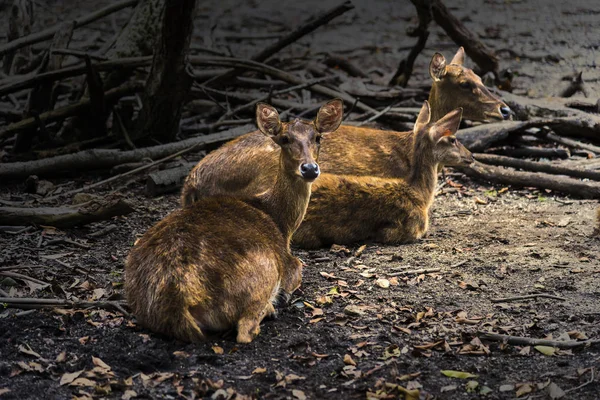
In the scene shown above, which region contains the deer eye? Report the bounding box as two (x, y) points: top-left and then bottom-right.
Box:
(459, 81), (471, 89)
(449, 137), (457, 144)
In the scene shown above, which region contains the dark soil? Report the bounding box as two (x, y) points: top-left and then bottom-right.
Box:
(1, 0), (600, 399)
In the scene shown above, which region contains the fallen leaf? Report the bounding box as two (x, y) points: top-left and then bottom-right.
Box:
(344, 305), (366, 316)
(548, 382), (565, 399)
(534, 345), (556, 356)
(568, 331), (588, 340)
(441, 370), (478, 379)
(292, 389), (307, 400)
(320, 271), (336, 280)
(0, 389), (10, 396)
(121, 389), (137, 400)
(480, 385), (492, 395)
(465, 380), (479, 393)
(440, 385), (457, 392)
(309, 317), (325, 324)
(212, 346), (224, 355)
(138, 334), (150, 343)
(18, 344), (42, 359)
(375, 278), (390, 288)
(343, 354), (356, 366)
(78, 336), (90, 345)
(173, 351), (190, 358)
(55, 351), (67, 363)
(354, 245), (367, 257)
(92, 356), (111, 371)
(516, 383), (533, 397)
(499, 384), (514, 392)
(69, 377), (97, 387)
(382, 344), (401, 360)
(90, 288), (107, 301)
(252, 367), (266, 374)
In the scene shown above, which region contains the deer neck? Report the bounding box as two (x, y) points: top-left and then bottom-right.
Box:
(408, 139), (439, 208)
(428, 83), (452, 123)
(256, 157), (311, 244)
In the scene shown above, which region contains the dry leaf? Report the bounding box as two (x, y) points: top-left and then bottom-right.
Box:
(548, 382), (565, 399)
(252, 367), (267, 374)
(121, 389), (137, 400)
(78, 336), (90, 345)
(92, 356), (111, 371)
(55, 351), (67, 363)
(343, 354), (356, 366)
(173, 351), (190, 358)
(516, 383), (533, 397)
(60, 370), (84, 386)
(441, 370), (478, 379)
(212, 346), (224, 355)
(534, 345), (555, 356)
(354, 245), (367, 257)
(375, 278), (390, 288)
(70, 377), (97, 387)
(319, 271), (336, 279)
(0, 389), (11, 396)
(292, 389), (307, 400)
(18, 344), (42, 359)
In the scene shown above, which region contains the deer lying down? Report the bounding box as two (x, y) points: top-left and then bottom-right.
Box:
(293, 101), (474, 249)
(125, 102), (334, 343)
(180, 48), (509, 209)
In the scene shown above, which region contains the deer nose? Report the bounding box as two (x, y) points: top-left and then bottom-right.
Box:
(500, 105), (512, 120)
(300, 163), (320, 180)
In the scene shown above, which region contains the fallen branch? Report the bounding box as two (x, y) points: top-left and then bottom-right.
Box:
(456, 119), (554, 152)
(206, 0), (355, 85)
(145, 162), (196, 197)
(0, 296), (129, 316)
(456, 161), (600, 199)
(474, 153), (600, 181)
(1, 81), (144, 139)
(0, 193), (134, 227)
(0, 0), (139, 57)
(477, 332), (600, 349)
(491, 294), (566, 303)
(541, 131), (600, 154)
(488, 146), (570, 160)
(388, 267), (441, 277)
(0, 124), (253, 180)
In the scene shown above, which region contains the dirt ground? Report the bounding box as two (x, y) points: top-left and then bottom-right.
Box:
(1, 0), (600, 399)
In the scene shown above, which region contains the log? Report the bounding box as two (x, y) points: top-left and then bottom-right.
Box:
(0, 194), (134, 227)
(431, 0), (498, 74)
(474, 153), (600, 181)
(0, 124), (253, 180)
(488, 146), (570, 159)
(0, 0), (139, 57)
(541, 131), (600, 154)
(324, 53), (368, 78)
(456, 161), (600, 199)
(145, 162), (196, 197)
(4, 0), (35, 75)
(456, 119), (555, 152)
(135, 0), (196, 142)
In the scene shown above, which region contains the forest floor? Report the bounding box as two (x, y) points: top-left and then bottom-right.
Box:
(1, 0), (600, 399)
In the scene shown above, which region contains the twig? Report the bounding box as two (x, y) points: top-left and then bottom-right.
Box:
(51, 48), (108, 61)
(565, 368), (595, 394)
(451, 260), (469, 268)
(491, 294), (566, 303)
(388, 267), (442, 277)
(0, 297), (129, 316)
(540, 131), (600, 154)
(88, 224), (117, 238)
(0, 271), (48, 286)
(44, 238), (91, 249)
(0, 288), (9, 297)
(357, 102), (400, 126)
(0, 0), (139, 57)
(477, 332), (600, 349)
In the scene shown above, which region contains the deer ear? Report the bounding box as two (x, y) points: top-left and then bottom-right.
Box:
(429, 53), (447, 81)
(450, 47), (465, 66)
(256, 103), (282, 137)
(315, 98), (344, 133)
(431, 107), (463, 141)
(414, 101), (431, 134)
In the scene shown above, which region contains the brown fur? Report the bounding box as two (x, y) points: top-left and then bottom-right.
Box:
(126, 102), (333, 343)
(292, 102), (474, 249)
(181, 100), (344, 243)
(317, 47), (509, 178)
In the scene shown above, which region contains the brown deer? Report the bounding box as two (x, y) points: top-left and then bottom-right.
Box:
(292, 101), (473, 249)
(181, 99), (344, 244)
(316, 47), (510, 178)
(126, 102), (340, 343)
(180, 48), (508, 210)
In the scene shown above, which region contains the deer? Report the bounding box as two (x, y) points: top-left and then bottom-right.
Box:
(316, 47), (510, 178)
(180, 48), (509, 210)
(181, 99), (344, 245)
(125, 101), (342, 344)
(292, 101), (474, 249)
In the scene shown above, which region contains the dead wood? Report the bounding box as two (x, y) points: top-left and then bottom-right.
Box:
(0, 296), (129, 315)
(0, 0), (138, 58)
(0, 194), (134, 228)
(206, 0), (355, 85)
(491, 294), (566, 303)
(488, 146), (570, 159)
(145, 162), (196, 197)
(474, 153), (600, 181)
(0, 124), (253, 180)
(478, 332), (600, 349)
(190, 56), (376, 113)
(135, 0), (196, 142)
(4, 0), (35, 75)
(455, 119), (554, 152)
(560, 71), (588, 98)
(324, 53), (368, 78)
(388, 0), (432, 87)
(431, 0), (498, 74)
(541, 131), (600, 154)
(456, 161), (600, 199)
(1, 80), (144, 140)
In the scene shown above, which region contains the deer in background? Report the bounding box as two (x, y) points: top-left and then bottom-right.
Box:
(180, 48), (509, 211)
(293, 101), (474, 249)
(126, 102), (340, 343)
(181, 100), (343, 245)
(317, 47), (510, 178)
